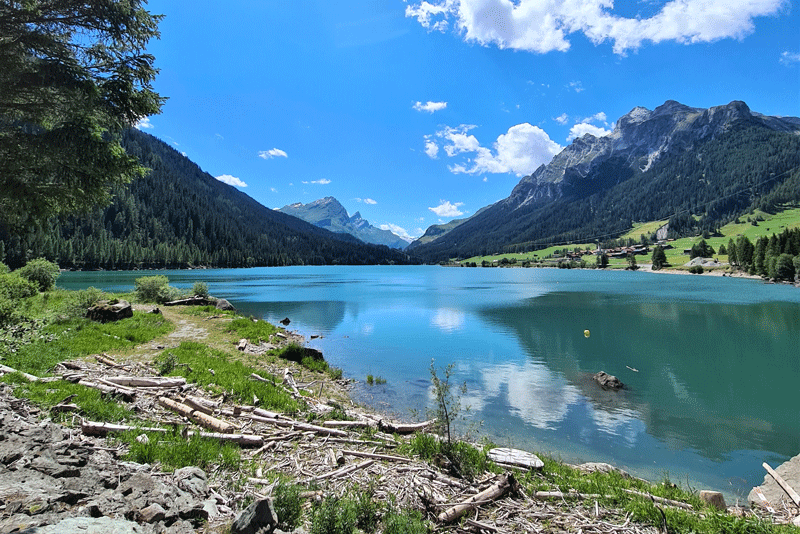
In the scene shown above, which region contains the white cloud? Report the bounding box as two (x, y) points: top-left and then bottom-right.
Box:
(554, 113), (569, 125)
(413, 100), (448, 113)
(301, 179), (332, 185)
(258, 148), (288, 159)
(405, 0), (786, 55)
(270, 187), (278, 193)
(780, 51), (800, 64)
(379, 223), (415, 241)
(134, 117), (154, 130)
(568, 80), (585, 93)
(429, 200), (465, 217)
(567, 122), (611, 141)
(435, 123), (562, 176)
(424, 139), (440, 159)
(356, 197), (378, 204)
(567, 111), (612, 141)
(216, 174), (248, 188)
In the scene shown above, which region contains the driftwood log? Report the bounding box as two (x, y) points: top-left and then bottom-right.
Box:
(248, 413), (348, 437)
(104, 376), (187, 388)
(81, 420), (263, 446)
(438, 474), (517, 523)
(78, 379), (135, 402)
(378, 419), (435, 434)
(158, 396), (234, 433)
(0, 363), (41, 382)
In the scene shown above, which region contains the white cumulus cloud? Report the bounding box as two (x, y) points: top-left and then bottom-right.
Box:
(379, 223), (415, 241)
(435, 123), (562, 176)
(780, 50), (800, 64)
(554, 113), (569, 125)
(216, 174), (248, 188)
(424, 139), (440, 159)
(355, 198), (378, 204)
(429, 200), (465, 218)
(413, 100), (448, 113)
(301, 179), (331, 185)
(258, 148), (288, 159)
(567, 111), (612, 141)
(134, 117), (154, 130)
(405, 0), (786, 55)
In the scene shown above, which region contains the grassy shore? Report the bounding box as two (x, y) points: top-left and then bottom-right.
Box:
(0, 278), (796, 533)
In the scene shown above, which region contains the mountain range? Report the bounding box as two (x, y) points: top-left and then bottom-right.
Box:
(279, 197), (409, 249)
(409, 100), (800, 261)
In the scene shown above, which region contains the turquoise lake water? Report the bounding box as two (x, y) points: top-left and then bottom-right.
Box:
(59, 266), (800, 501)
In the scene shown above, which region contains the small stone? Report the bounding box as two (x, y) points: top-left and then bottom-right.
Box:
(699, 490), (727, 511)
(792, 515), (800, 528)
(138, 502), (166, 523)
(135, 434), (149, 445)
(215, 298), (235, 311)
(231, 497), (278, 534)
(174, 466), (208, 496)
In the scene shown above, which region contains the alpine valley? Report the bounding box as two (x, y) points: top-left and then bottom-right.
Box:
(408, 100), (800, 262)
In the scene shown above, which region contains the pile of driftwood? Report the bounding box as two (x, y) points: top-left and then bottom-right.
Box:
(0, 355), (726, 533)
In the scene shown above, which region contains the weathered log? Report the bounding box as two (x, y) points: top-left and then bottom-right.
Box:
(163, 296), (213, 306)
(438, 474), (516, 523)
(183, 396), (214, 415)
(488, 448), (544, 470)
(238, 339), (248, 351)
(104, 376), (187, 388)
(322, 420), (376, 429)
(0, 363), (41, 382)
(622, 489), (693, 510)
(248, 414), (348, 437)
(534, 491), (602, 500)
(158, 396), (234, 433)
(763, 462), (800, 507)
(95, 354), (122, 368)
(309, 459), (374, 482)
(80, 420), (262, 446)
(78, 379), (135, 402)
(342, 449), (412, 463)
(378, 419), (436, 434)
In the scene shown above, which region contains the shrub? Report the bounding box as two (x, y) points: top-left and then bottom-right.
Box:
(688, 265), (704, 274)
(191, 281), (209, 298)
(134, 275), (180, 303)
(273, 483), (303, 531)
(311, 496), (357, 534)
(16, 258), (60, 292)
(59, 287), (108, 318)
(0, 273), (38, 325)
(382, 509), (428, 534)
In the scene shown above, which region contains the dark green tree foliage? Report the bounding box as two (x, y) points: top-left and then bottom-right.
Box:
(726, 227), (800, 281)
(0, 129), (417, 269)
(412, 119), (800, 262)
(689, 240), (715, 259)
(0, 1), (164, 228)
(651, 245), (667, 270)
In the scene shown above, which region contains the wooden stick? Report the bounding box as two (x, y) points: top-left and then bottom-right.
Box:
(322, 420), (376, 429)
(80, 420), (263, 446)
(78, 379), (135, 402)
(104, 376), (187, 388)
(438, 474), (515, 523)
(622, 489), (693, 510)
(308, 459), (374, 482)
(0, 363), (40, 382)
(158, 396), (234, 433)
(534, 491), (602, 500)
(342, 449), (412, 463)
(378, 419), (435, 434)
(95, 354), (121, 368)
(248, 414), (348, 437)
(763, 462), (800, 506)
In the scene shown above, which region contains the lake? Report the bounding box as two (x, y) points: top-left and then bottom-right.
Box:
(59, 266), (800, 502)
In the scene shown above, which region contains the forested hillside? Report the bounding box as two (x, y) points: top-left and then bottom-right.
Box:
(412, 110), (800, 262)
(0, 129), (417, 269)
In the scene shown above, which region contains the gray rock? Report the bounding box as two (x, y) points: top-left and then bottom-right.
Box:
(86, 300), (133, 323)
(174, 466), (208, 496)
(138, 502), (167, 523)
(215, 298), (236, 311)
(18, 516), (144, 534)
(593, 371), (624, 390)
(749, 453), (800, 509)
(232, 497), (279, 534)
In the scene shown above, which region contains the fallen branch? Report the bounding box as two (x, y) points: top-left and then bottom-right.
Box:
(104, 376), (187, 388)
(95, 354), (122, 368)
(0, 363), (41, 382)
(78, 379), (135, 402)
(622, 489), (693, 510)
(307, 459), (374, 482)
(534, 491), (602, 500)
(342, 449), (412, 463)
(158, 396), (234, 433)
(763, 462), (800, 507)
(378, 419), (435, 434)
(81, 420), (262, 446)
(248, 413), (347, 437)
(438, 474), (516, 523)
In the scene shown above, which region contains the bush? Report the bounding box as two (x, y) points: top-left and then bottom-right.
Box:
(273, 483), (303, 531)
(134, 275), (180, 303)
(16, 258), (60, 292)
(688, 265), (704, 274)
(311, 496), (357, 534)
(59, 287), (108, 318)
(191, 281), (209, 298)
(382, 509), (428, 534)
(0, 273), (38, 325)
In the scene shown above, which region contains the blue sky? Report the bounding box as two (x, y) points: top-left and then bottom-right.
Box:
(138, 0), (799, 241)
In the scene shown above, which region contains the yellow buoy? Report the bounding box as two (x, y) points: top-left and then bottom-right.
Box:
(584, 329), (590, 338)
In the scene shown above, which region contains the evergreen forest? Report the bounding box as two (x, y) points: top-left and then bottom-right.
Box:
(0, 129), (416, 269)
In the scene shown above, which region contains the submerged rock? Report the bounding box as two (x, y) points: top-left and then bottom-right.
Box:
(593, 371), (624, 390)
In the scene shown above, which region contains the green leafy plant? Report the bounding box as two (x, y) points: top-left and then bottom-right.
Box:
(381, 509), (428, 534)
(16, 258), (60, 292)
(428, 359), (466, 446)
(134, 275), (170, 303)
(191, 281), (209, 298)
(311, 496), (357, 534)
(273, 483), (303, 531)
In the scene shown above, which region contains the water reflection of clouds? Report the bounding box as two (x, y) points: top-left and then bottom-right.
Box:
(431, 308), (466, 333)
(464, 361), (644, 445)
